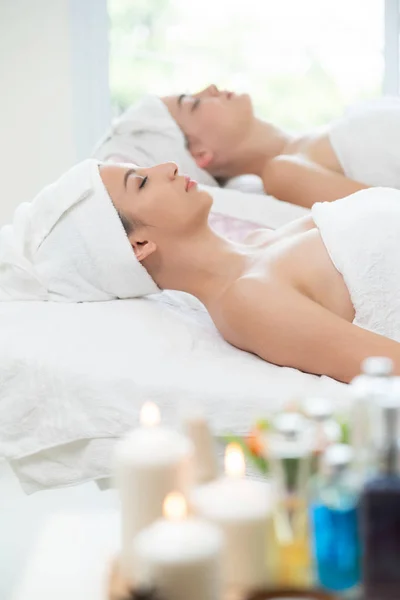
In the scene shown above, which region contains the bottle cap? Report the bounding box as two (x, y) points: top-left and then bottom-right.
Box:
(273, 412), (308, 439)
(303, 397), (334, 422)
(361, 356), (393, 377)
(324, 443), (353, 468)
(270, 412), (313, 459)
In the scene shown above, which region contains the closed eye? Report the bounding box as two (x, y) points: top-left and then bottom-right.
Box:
(139, 176), (148, 189)
(191, 98), (201, 112)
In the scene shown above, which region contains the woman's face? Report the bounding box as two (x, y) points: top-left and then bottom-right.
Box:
(99, 162), (213, 258)
(162, 85), (254, 172)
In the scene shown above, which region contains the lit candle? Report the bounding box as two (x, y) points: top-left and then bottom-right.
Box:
(133, 492), (223, 600)
(190, 443), (275, 593)
(114, 402), (194, 580)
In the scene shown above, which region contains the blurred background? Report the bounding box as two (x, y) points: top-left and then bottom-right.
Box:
(109, 0), (384, 126)
(0, 0), (396, 220)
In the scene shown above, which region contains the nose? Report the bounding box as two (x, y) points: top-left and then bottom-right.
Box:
(150, 162), (178, 180)
(197, 84), (219, 98)
(207, 84), (219, 96)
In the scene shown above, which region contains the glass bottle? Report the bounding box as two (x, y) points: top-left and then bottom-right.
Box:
(309, 444), (361, 594)
(303, 397), (341, 473)
(268, 412), (313, 588)
(350, 356), (394, 479)
(359, 392), (400, 600)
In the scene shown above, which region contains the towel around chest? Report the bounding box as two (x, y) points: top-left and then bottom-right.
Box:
(312, 188), (400, 342)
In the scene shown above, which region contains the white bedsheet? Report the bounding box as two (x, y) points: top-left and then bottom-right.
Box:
(0, 292), (347, 493)
(204, 184), (309, 228)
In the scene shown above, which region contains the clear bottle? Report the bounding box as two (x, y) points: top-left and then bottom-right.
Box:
(350, 357), (394, 479)
(303, 397), (341, 472)
(309, 444), (361, 594)
(359, 391), (400, 600)
(268, 412), (313, 588)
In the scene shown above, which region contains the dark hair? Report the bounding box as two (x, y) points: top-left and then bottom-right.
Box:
(117, 210), (134, 236)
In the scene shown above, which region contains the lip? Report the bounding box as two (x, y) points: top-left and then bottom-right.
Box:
(185, 176), (197, 191)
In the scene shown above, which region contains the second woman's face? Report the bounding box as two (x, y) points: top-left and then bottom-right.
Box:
(163, 85), (254, 167)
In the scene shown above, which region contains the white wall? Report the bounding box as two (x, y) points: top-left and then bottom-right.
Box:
(0, 0), (110, 225)
(384, 0), (400, 94)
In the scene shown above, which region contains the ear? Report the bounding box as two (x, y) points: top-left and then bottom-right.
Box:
(130, 239), (157, 262)
(192, 149), (213, 170)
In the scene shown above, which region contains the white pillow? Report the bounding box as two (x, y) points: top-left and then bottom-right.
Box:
(223, 174), (265, 194)
(206, 185), (309, 228)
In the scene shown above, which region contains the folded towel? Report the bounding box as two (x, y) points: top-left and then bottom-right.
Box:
(329, 97), (400, 188)
(0, 159), (158, 301)
(312, 187), (400, 341)
(92, 95), (218, 186)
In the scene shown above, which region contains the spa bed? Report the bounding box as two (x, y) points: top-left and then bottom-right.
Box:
(0, 186), (347, 494)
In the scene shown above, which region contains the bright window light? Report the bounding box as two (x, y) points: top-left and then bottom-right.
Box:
(108, 0), (384, 129)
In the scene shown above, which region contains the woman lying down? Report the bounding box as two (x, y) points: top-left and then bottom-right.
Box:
(1, 159), (399, 384)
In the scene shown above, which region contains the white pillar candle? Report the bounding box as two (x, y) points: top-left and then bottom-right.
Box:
(190, 443), (275, 593)
(182, 405), (218, 484)
(114, 402), (194, 580)
(133, 492), (223, 600)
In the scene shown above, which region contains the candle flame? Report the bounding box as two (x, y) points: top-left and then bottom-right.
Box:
(140, 402), (160, 428)
(163, 492), (187, 521)
(225, 443), (245, 478)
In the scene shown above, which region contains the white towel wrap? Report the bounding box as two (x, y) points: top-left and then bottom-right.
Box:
(312, 187), (400, 342)
(0, 159), (159, 302)
(329, 97), (400, 188)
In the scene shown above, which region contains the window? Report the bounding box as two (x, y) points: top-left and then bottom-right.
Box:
(108, 0), (385, 130)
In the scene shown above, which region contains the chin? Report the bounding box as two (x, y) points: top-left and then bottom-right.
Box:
(191, 188), (213, 223)
(239, 92), (253, 113)
(234, 91), (251, 102)
(183, 190), (212, 233)
(199, 188), (213, 210)
(228, 94), (253, 126)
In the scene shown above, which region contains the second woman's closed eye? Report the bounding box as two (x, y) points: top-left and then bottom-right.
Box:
(191, 99), (201, 112)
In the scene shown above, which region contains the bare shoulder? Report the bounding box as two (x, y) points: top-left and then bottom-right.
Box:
(218, 274), (267, 308)
(208, 267), (400, 382)
(209, 277), (315, 363)
(210, 275), (277, 348)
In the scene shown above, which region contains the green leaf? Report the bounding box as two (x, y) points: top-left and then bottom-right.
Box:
(222, 434), (269, 475)
(255, 418), (271, 431)
(338, 418), (351, 445)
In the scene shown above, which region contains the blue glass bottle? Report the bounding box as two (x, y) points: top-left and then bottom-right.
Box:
(310, 444), (361, 594)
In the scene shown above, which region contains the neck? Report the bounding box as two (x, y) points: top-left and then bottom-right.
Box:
(220, 118), (294, 179)
(143, 226), (249, 303)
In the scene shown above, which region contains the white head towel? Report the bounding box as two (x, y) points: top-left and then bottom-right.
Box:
(0, 159), (159, 302)
(92, 95), (218, 187)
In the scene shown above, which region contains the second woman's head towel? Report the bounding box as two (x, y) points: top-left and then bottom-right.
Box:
(92, 95), (218, 187)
